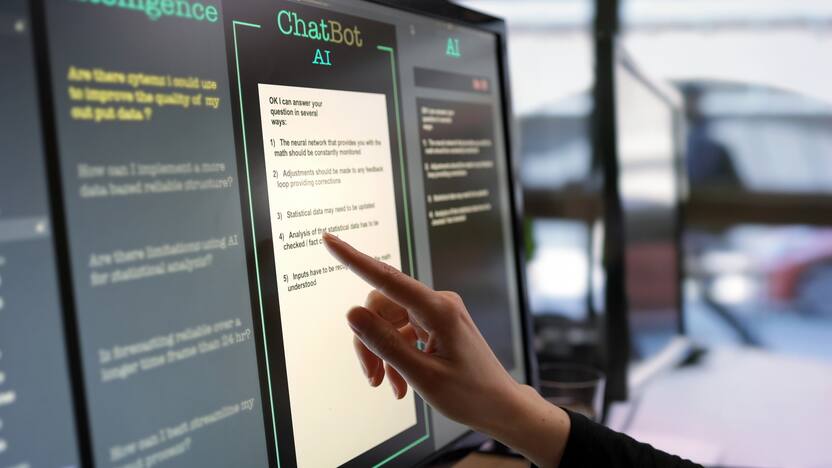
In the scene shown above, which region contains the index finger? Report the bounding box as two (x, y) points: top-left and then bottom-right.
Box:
(323, 232), (439, 318)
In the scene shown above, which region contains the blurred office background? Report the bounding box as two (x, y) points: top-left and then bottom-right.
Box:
(458, 0), (832, 465)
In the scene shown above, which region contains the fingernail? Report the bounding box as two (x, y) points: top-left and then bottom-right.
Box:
(322, 232), (339, 253)
(346, 308), (370, 337)
(369, 371), (380, 387)
(347, 320), (362, 338)
(390, 380), (399, 398)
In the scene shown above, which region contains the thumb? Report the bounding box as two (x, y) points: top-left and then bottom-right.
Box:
(347, 306), (430, 382)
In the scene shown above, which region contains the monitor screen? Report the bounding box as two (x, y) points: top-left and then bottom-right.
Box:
(4, 0), (530, 466)
(614, 52), (685, 362)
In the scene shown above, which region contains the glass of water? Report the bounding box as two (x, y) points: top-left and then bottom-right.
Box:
(538, 364), (606, 422)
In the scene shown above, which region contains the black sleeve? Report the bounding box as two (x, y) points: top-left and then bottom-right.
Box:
(558, 410), (703, 468)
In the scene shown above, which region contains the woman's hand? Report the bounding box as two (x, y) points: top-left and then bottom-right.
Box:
(323, 233), (570, 468)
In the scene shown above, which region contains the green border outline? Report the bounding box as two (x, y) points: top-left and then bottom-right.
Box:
(231, 21), (429, 467)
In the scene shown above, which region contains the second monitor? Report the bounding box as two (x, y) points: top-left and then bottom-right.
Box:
(613, 48), (692, 394)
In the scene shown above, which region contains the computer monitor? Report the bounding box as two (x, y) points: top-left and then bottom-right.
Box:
(613, 49), (690, 392)
(2, 0), (532, 466)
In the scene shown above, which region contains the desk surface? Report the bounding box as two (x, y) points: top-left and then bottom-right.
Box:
(452, 453), (529, 468)
(609, 347), (832, 467)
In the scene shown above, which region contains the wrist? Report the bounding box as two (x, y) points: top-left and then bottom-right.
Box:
(485, 383), (571, 468)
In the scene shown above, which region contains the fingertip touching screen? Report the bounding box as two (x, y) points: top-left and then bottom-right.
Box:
(9, 0), (529, 466)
